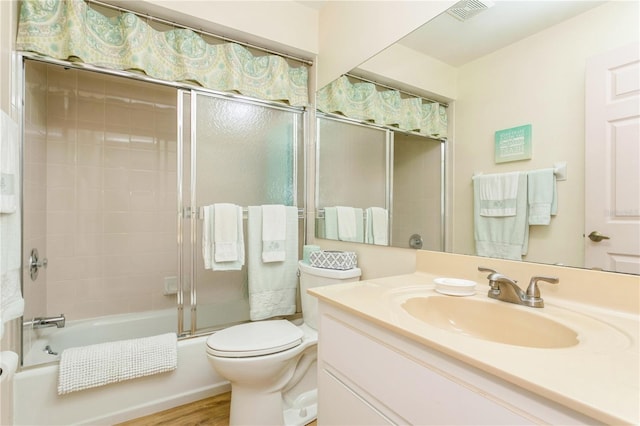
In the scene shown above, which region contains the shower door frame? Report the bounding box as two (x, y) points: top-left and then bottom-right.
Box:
(16, 52), (308, 363)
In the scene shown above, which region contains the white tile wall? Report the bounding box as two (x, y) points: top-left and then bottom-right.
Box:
(35, 64), (178, 320)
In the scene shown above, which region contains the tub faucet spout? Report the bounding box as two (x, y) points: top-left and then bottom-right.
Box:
(24, 314), (66, 329)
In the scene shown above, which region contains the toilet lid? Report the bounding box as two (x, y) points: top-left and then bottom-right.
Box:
(206, 320), (304, 358)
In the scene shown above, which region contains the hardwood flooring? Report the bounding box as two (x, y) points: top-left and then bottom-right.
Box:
(116, 392), (318, 426)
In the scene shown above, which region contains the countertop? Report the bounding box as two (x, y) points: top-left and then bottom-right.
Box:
(309, 271), (640, 425)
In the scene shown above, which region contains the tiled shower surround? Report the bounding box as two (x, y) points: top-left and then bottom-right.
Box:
(24, 61), (178, 320)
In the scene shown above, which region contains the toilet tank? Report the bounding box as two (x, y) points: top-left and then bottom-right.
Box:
(298, 260), (361, 330)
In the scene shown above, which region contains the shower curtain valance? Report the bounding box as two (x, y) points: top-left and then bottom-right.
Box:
(316, 76), (447, 139)
(16, 0), (309, 106)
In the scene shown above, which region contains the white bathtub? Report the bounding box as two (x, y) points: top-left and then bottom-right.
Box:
(23, 309), (182, 366)
(15, 309), (231, 425)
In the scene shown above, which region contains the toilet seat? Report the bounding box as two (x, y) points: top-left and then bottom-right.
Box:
(206, 320), (304, 358)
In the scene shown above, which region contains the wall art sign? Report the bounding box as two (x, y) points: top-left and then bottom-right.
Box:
(494, 124), (532, 163)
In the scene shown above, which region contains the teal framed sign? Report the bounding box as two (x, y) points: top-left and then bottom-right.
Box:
(494, 124), (532, 163)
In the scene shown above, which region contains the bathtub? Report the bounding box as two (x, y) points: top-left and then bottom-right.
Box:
(15, 308), (233, 425)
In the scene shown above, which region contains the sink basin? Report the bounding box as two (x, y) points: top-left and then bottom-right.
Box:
(401, 296), (580, 348)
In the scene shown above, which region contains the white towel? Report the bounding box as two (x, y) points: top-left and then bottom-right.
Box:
(475, 172), (520, 217)
(527, 168), (558, 225)
(365, 207), (388, 246)
(262, 204), (286, 262)
(202, 204), (244, 271)
(0, 111), (23, 340)
(0, 110), (18, 214)
(247, 206), (298, 321)
(474, 172), (529, 260)
(214, 203), (240, 262)
(57, 333), (177, 395)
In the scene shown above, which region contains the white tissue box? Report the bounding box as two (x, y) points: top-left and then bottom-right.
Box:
(309, 250), (357, 270)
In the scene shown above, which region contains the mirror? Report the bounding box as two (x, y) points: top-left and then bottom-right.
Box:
(315, 1), (639, 272)
(316, 114), (444, 250)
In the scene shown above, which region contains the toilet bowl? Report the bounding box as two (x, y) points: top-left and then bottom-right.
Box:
(206, 260), (361, 426)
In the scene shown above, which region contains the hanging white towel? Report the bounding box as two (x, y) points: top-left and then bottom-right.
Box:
(365, 207), (389, 246)
(57, 333), (177, 395)
(202, 204), (244, 271)
(262, 204), (287, 262)
(247, 206), (298, 321)
(336, 206), (358, 242)
(0, 110), (23, 340)
(214, 203), (240, 262)
(474, 172), (529, 260)
(0, 111), (18, 214)
(527, 168), (558, 225)
(475, 172), (520, 217)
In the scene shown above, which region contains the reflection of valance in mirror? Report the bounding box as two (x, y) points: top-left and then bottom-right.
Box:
(316, 76), (447, 138)
(16, 0), (309, 106)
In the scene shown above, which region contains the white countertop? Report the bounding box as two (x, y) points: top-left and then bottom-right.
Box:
(309, 271), (640, 425)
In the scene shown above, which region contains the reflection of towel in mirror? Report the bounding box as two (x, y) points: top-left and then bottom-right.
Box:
(323, 207), (338, 240)
(527, 169), (557, 225)
(475, 172), (520, 217)
(336, 206), (364, 243)
(473, 172), (529, 260)
(365, 207), (388, 245)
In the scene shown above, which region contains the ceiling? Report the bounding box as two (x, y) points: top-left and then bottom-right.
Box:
(390, 1), (605, 67)
(297, 1), (606, 67)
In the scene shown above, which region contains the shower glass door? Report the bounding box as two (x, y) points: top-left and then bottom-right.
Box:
(180, 91), (305, 335)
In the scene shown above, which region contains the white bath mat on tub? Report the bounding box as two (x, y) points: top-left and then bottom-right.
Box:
(57, 332), (177, 395)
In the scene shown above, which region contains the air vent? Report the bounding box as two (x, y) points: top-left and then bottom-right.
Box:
(446, 0), (495, 22)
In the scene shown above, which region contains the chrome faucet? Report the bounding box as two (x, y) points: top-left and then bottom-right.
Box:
(24, 314), (66, 329)
(478, 267), (558, 308)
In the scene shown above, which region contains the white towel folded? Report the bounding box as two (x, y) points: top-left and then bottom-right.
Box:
(262, 204), (287, 262)
(365, 207), (388, 246)
(247, 206), (298, 321)
(202, 204), (244, 271)
(475, 172), (520, 217)
(214, 203), (241, 262)
(57, 333), (177, 395)
(527, 168), (558, 225)
(0, 110), (18, 214)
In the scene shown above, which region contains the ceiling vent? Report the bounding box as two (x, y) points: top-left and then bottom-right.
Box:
(446, 0), (495, 22)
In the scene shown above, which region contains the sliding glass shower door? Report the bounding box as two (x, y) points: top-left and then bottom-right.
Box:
(179, 91), (305, 335)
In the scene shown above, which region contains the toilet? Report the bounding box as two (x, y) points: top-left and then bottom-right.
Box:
(206, 260), (361, 426)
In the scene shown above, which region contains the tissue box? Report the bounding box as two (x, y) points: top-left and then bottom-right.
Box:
(309, 250), (357, 270)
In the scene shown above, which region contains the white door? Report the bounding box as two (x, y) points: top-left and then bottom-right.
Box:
(585, 42), (640, 274)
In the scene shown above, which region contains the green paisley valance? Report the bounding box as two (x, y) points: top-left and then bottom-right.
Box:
(16, 0), (309, 106)
(317, 76), (447, 139)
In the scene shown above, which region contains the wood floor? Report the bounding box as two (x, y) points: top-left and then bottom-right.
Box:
(116, 392), (318, 426)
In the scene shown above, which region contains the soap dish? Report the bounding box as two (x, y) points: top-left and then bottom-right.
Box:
(434, 277), (477, 296)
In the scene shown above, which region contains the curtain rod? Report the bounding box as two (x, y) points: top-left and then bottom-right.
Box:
(344, 73), (448, 107)
(85, 0), (313, 66)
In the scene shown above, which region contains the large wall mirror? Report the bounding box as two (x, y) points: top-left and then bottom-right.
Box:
(315, 1), (639, 274)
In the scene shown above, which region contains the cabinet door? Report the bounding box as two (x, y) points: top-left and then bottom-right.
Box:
(320, 314), (534, 425)
(319, 370), (393, 425)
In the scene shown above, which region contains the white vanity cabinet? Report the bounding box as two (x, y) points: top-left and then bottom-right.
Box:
(316, 302), (599, 425)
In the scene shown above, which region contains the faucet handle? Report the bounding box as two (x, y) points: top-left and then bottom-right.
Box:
(526, 276), (559, 298)
(478, 266), (497, 276)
